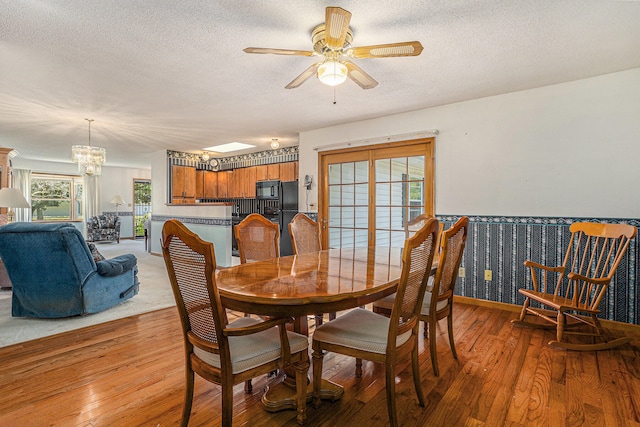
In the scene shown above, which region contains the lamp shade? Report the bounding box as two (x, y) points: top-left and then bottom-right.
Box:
(110, 195), (125, 205)
(0, 188), (30, 208)
(318, 60), (348, 86)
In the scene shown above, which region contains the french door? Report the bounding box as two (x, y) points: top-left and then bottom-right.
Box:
(319, 138), (434, 249)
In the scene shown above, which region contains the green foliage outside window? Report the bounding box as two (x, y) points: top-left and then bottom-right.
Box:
(31, 175), (83, 221)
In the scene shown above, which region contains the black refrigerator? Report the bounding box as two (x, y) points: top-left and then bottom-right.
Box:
(279, 181), (299, 256)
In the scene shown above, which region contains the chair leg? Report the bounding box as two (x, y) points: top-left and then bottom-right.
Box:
(518, 297), (530, 321)
(315, 314), (323, 326)
(328, 312), (336, 321)
(312, 348), (324, 409)
(385, 362), (399, 427)
(181, 368), (195, 427)
(557, 310), (565, 343)
(447, 313), (458, 360)
(293, 357), (310, 425)
(355, 358), (363, 378)
(244, 379), (252, 394)
(411, 345), (425, 407)
(429, 318), (439, 377)
(221, 381), (234, 427)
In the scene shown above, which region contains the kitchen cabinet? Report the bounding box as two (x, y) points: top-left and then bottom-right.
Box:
(217, 170), (229, 198)
(267, 164), (280, 180)
(172, 165), (196, 204)
(279, 162), (298, 182)
(244, 166), (257, 198)
(196, 170), (218, 199)
(256, 165), (268, 181)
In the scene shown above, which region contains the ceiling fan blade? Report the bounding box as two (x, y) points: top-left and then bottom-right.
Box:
(285, 63), (321, 89)
(348, 41), (424, 58)
(243, 47), (316, 57)
(344, 61), (378, 90)
(324, 7), (352, 50)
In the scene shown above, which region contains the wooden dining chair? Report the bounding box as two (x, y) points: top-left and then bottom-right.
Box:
(312, 218), (439, 427)
(375, 216), (468, 376)
(162, 219), (309, 426)
(405, 213), (442, 241)
(235, 213), (280, 264)
(289, 213), (336, 326)
(512, 221), (636, 350)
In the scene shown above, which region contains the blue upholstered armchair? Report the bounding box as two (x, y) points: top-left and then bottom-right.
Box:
(0, 222), (139, 318)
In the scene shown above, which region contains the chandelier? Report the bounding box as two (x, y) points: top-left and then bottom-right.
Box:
(72, 118), (106, 176)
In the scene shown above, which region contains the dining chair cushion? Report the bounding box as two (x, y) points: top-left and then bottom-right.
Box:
(193, 316), (309, 374)
(420, 291), (449, 314)
(313, 308), (412, 355)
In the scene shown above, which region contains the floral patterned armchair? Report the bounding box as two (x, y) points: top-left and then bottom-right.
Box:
(87, 214), (121, 243)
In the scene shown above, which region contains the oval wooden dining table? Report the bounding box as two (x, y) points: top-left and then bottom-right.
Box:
(215, 246), (405, 413)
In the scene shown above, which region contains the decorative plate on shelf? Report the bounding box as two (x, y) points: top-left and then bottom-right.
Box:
(209, 158), (219, 171)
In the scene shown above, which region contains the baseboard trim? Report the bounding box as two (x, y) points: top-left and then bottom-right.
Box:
(453, 295), (640, 333)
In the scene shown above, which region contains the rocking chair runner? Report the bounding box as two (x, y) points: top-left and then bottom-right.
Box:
(512, 222), (636, 351)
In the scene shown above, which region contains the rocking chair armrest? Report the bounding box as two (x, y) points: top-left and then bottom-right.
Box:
(524, 260), (564, 273)
(567, 272), (610, 285)
(223, 316), (293, 337)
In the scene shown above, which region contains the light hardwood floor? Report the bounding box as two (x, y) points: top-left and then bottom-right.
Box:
(1, 302), (639, 426)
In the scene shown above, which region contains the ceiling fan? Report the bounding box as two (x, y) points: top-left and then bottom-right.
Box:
(244, 6), (423, 90)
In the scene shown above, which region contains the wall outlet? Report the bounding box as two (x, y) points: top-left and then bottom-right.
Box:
(458, 267), (466, 278)
(484, 269), (493, 281)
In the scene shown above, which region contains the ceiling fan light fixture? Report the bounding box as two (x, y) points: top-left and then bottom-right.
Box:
(317, 60), (348, 86)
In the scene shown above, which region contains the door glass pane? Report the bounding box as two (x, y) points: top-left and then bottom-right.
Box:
(376, 182), (390, 205)
(342, 163), (355, 184)
(329, 186), (341, 206)
(408, 156), (424, 181)
(354, 183), (368, 204)
(342, 184), (354, 205)
(329, 228), (341, 248)
(375, 159), (390, 182)
(390, 182), (404, 206)
(328, 163), (341, 185)
(342, 207), (355, 228)
(355, 161), (368, 182)
(329, 207), (341, 226)
(391, 158), (407, 181)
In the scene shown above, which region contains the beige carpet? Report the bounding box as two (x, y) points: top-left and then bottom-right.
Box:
(0, 239), (175, 348)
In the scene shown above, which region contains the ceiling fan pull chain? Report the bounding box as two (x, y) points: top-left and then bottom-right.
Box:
(333, 87), (337, 105)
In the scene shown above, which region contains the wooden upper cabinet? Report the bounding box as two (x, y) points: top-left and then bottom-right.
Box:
(204, 171), (218, 198)
(172, 165), (196, 203)
(217, 170), (229, 198)
(279, 162), (298, 182)
(256, 165), (268, 181)
(267, 164), (280, 180)
(245, 166), (257, 198)
(197, 170), (218, 199)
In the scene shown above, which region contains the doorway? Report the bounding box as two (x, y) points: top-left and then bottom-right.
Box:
(133, 179), (151, 238)
(319, 138), (434, 249)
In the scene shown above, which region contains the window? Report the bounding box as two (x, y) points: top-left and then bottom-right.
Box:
(31, 174), (83, 221)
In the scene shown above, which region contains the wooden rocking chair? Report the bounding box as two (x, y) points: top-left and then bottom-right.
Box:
(512, 222), (636, 351)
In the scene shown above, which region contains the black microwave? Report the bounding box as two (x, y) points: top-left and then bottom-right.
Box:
(256, 180), (280, 200)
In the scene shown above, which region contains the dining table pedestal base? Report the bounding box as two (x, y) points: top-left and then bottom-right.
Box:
(262, 375), (343, 413)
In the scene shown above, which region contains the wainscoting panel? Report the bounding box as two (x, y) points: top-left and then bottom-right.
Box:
(437, 216), (640, 325)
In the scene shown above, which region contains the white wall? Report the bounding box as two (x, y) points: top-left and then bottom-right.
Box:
(299, 68), (640, 218)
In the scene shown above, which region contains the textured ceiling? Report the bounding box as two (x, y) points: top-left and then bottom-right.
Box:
(1, 1), (640, 169)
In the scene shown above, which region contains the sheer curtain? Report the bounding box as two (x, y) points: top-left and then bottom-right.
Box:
(12, 168), (32, 222)
(83, 174), (100, 221)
